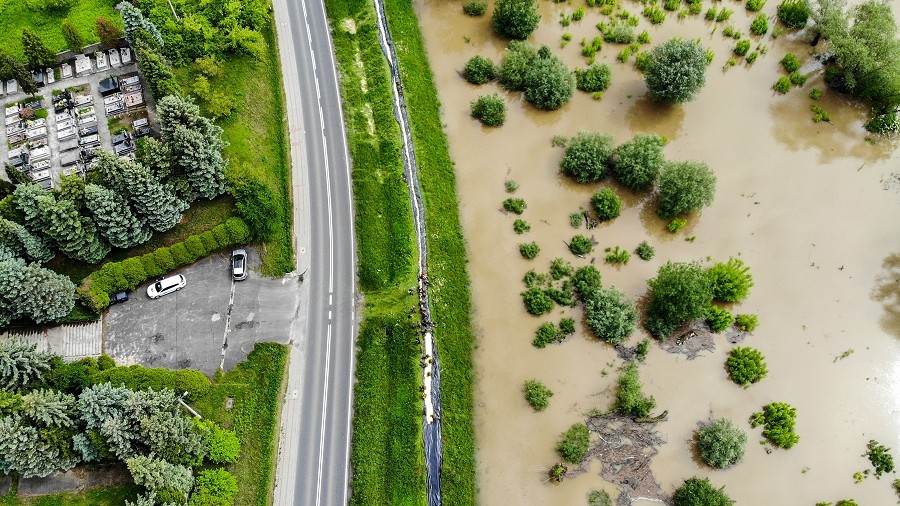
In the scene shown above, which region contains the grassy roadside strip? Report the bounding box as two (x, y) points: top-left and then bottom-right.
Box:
(323, 0), (426, 504)
(0, 487), (141, 506)
(193, 342), (289, 506)
(382, 1), (478, 503)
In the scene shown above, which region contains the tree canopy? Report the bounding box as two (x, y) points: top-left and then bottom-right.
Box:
(523, 47), (574, 110)
(696, 418), (747, 469)
(656, 161), (716, 219)
(611, 134), (666, 192)
(560, 131), (615, 183)
(492, 0), (541, 40)
(672, 477), (735, 506)
(645, 39), (708, 103)
(584, 287), (637, 345)
(645, 261), (713, 339)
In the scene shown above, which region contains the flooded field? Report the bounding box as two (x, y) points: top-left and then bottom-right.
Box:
(413, 0), (900, 504)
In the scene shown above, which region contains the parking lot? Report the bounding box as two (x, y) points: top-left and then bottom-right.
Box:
(105, 248), (302, 374)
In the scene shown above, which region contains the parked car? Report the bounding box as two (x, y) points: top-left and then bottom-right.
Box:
(109, 291), (129, 305)
(147, 274), (186, 299)
(232, 249), (248, 281)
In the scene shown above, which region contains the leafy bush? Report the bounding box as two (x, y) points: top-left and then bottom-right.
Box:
(734, 40), (751, 56)
(572, 265), (602, 298)
(523, 380), (553, 410)
(643, 5), (666, 24)
(746, 0), (765, 10)
(865, 112), (900, 134)
(750, 14), (769, 35)
(604, 25), (635, 44)
(863, 440), (895, 477)
(638, 30), (651, 44)
(773, 76), (791, 94)
(746, 51), (759, 63)
(505, 180), (519, 193)
(522, 287), (554, 315)
(549, 258), (574, 279)
(611, 134), (666, 191)
(645, 39), (708, 103)
(809, 88), (822, 100)
(559, 317), (576, 335)
(672, 477), (734, 506)
(229, 173), (282, 242)
(569, 235), (593, 255)
(656, 161), (717, 219)
(189, 469), (238, 506)
(750, 402), (799, 449)
(503, 198), (527, 214)
(706, 7), (718, 20)
(463, 55), (497, 85)
(780, 53), (800, 73)
(463, 0), (487, 16)
(635, 339), (650, 362)
(697, 418), (747, 469)
(471, 94), (507, 126)
(492, 0), (541, 39)
(706, 305), (734, 332)
(591, 188), (622, 221)
(556, 423), (590, 463)
(170, 243), (192, 265)
(533, 322), (560, 348)
(635, 241), (655, 260)
(524, 48), (575, 110)
(519, 242), (540, 259)
(707, 257), (753, 302)
(777, 0), (809, 28)
(716, 7), (733, 21)
(513, 219), (531, 234)
(790, 72), (808, 86)
(614, 363), (656, 417)
(570, 211), (583, 228)
(575, 64), (612, 92)
(734, 313), (759, 332)
(584, 287), (637, 344)
(198, 420), (240, 464)
(185, 236), (207, 262)
(605, 246), (630, 264)
(587, 489), (612, 506)
(560, 132), (615, 183)
(726, 347), (768, 385)
(646, 261), (713, 339)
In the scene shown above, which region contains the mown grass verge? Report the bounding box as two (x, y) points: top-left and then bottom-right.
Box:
(382, 1), (478, 502)
(323, 0), (425, 504)
(0, 0), (121, 57)
(193, 342), (289, 506)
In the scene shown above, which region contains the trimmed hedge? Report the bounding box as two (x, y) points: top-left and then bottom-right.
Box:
(92, 364), (212, 399)
(78, 217), (251, 311)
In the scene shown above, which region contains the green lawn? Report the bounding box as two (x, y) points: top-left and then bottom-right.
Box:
(193, 342), (288, 506)
(0, 486), (140, 506)
(0, 0), (122, 57)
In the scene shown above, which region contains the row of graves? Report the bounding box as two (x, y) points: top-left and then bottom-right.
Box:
(5, 72), (150, 188)
(0, 48), (133, 98)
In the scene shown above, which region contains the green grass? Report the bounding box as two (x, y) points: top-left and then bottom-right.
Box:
(0, 486), (140, 505)
(173, 25), (294, 276)
(381, 0), (478, 502)
(0, 0), (122, 58)
(323, 0), (424, 504)
(47, 196), (235, 283)
(192, 342), (288, 506)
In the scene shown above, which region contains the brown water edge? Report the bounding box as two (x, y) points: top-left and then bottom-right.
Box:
(413, 0), (900, 504)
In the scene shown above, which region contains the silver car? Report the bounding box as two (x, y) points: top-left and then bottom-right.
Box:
(147, 274), (186, 299)
(232, 249), (248, 281)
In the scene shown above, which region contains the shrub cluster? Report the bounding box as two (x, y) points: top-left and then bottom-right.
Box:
(706, 305), (734, 332)
(79, 217), (250, 311)
(569, 235), (593, 255)
(556, 423), (590, 463)
(673, 477), (734, 506)
(614, 363), (656, 417)
(93, 365), (212, 399)
(777, 0), (809, 28)
(471, 94), (507, 126)
(463, 55), (497, 85)
(750, 402), (799, 449)
(591, 188), (622, 221)
(575, 64), (612, 93)
(726, 346), (768, 385)
(498, 43), (574, 110)
(697, 418), (747, 469)
(635, 241), (655, 260)
(523, 380), (553, 410)
(584, 287), (637, 344)
(463, 0), (487, 16)
(707, 257), (753, 302)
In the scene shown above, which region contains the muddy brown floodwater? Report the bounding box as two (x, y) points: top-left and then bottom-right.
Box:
(413, 0), (900, 504)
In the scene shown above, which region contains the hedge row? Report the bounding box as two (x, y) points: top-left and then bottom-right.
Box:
(93, 364), (212, 399)
(78, 217), (250, 310)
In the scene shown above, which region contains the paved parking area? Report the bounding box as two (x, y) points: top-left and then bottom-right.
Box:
(105, 248), (302, 374)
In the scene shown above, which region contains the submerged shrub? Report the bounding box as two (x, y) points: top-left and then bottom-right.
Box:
(471, 94), (507, 126)
(575, 63), (612, 92)
(524, 47), (575, 110)
(492, 0), (541, 39)
(780, 53), (800, 73)
(556, 423), (591, 463)
(635, 241), (655, 260)
(734, 39), (751, 56)
(463, 55), (497, 84)
(519, 242), (541, 259)
(726, 346), (768, 385)
(656, 161), (717, 219)
(673, 477), (734, 506)
(773, 76), (791, 93)
(750, 402), (799, 449)
(777, 0), (809, 28)
(697, 418), (747, 469)
(745, 0), (765, 11)
(584, 286), (638, 344)
(591, 188), (622, 221)
(750, 14), (769, 35)
(734, 313), (759, 332)
(522, 287), (554, 315)
(611, 133), (666, 191)
(614, 363), (655, 417)
(645, 39), (708, 103)
(503, 198), (526, 214)
(706, 305), (734, 332)
(463, 0), (487, 16)
(707, 257), (753, 302)
(560, 131), (615, 183)
(524, 380), (553, 409)
(569, 235), (593, 255)
(499, 40), (537, 91)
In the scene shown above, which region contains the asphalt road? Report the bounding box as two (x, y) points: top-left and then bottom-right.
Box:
(271, 0), (357, 504)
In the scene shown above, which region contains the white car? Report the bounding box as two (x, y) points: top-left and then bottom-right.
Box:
(147, 274), (186, 299)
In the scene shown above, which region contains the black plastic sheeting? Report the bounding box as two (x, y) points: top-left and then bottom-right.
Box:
(371, 0), (443, 504)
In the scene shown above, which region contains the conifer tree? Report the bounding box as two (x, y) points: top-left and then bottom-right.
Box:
(19, 261), (76, 323)
(20, 389), (77, 428)
(84, 184), (152, 249)
(157, 95), (228, 199)
(0, 338), (52, 389)
(120, 3), (164, 48)
(21, 29), (56, 69)
(40, 195), (109, 263)
(0, 415), (79, 478)
(0, 218), (53, 262)
(93, 152), (186, 232)
(126, 455), (194, 494)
